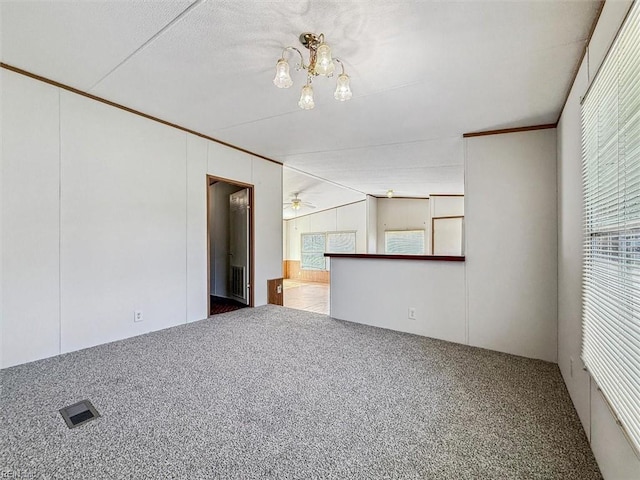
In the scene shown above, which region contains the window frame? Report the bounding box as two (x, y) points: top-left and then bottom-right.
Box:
(580, 0), (640, 456)
(300, 230), (357, 270)
(300, 232), (327, 271)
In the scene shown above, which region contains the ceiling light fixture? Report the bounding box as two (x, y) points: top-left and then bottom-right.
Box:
(273, 32), (352, 110)
(387, 189), (394, 198)
(284, 193), (317, 212)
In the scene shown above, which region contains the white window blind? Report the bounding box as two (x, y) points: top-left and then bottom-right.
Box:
(301, 233), (326, 270)
(581, 1), (640, 454)
(384, 230), (425, 255)
(301, 231), (356, 270)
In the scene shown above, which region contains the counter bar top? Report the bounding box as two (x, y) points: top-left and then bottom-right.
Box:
(324, 253), (465, 262)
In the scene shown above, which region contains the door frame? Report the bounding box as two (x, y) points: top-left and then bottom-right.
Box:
(206, 175), (255, 314)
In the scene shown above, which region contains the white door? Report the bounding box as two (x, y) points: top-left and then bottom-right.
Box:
(229, 189), (250, 304)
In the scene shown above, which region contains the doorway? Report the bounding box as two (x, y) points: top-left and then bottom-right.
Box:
(282, 222), (332, 315)
(207, 176), (254, 315)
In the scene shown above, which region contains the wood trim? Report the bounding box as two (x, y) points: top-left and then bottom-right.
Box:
(206, 175), (255, 309)
(206, 176), (211, 316)
(208, 175), (253, 189)
(463, 2), (606, 139)
(249, 185), (255, 308)
(324, 253), (465, 262)
(372, 195), (431, 200)
(431, 215), (464, 255)
(428, 194), (465, 197)
(463, 123), (557, 138)
(0, 62), (283, 167)
(267, 278), (284, 306)
(371, 194), (464, 199)
(283, 200), (366, 220)
(284, 260), (330, 283)
(556, 0), (606, 123)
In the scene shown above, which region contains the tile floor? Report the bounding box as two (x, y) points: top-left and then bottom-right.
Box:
(283, 279), (330, 315)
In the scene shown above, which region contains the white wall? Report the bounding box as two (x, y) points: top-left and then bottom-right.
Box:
(557, 1), (640, 478)
(1, 70), (282, 368)
(332, 131), (557, 363)
(283, 218), (288, 260)
(431, 195), (465, 255)
(333, 129), (557, 361)
(0, 0), (3, 374)
(366, 195), (377, 254)
(465, 129), (558, 363)
(330, 258), (466, 344)
(431, 195), (464, 217)
(252, 157), (284, 303)
(285, 201), (366, 261)
(432, 217), (463, 256)
(186, 134), (208, 323)
(59, 91), (188, 353)
(377, 198), (430, 253)
(1, 71), (60, 366)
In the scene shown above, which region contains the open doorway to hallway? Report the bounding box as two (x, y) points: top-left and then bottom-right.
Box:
(207, 176), (253, 316)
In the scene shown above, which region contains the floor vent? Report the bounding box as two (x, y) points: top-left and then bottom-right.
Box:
(59, 400), (100, 429)
(231, 265), (245, 299)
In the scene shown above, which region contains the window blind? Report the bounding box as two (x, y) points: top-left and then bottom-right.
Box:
(301, 233), (326, 270)
(300, 231), (356, 271)
(384, 230), (425, 255)
(581, 1), (640, 454)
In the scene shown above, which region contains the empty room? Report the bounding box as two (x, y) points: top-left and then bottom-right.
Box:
(1, 1), (639, 479)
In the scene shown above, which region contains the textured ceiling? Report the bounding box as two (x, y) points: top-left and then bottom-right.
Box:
(1, 0), (193, 90)
(283, 167), (365, 220)
(1, 0), (601, 204)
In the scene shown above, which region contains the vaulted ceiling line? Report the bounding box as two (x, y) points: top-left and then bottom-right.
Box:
(278, 134), (463, 159)
(88, 0), (204, 91)
(284, 165), (367, 196)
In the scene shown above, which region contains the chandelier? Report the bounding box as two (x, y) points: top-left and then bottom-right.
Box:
(273, 32), (352, 110)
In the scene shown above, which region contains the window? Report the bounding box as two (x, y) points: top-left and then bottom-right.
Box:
(581, 1), (640, 454)
(301, 231), (356, 270)
(384, 230), (425, 255)
(301, 233), (326, 270)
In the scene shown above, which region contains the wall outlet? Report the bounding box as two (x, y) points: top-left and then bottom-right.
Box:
(408, 307), (416, 320)
(134, 310), (143, 323)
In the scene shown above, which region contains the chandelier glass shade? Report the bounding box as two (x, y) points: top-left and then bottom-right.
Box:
(273, 59), (293, 89)
(334, 73), (352, 101)
(273, 32), (352, 110)
(298, 82), (315, 110)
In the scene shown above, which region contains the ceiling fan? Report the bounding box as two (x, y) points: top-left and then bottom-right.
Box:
(283, 193), (316, 211)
